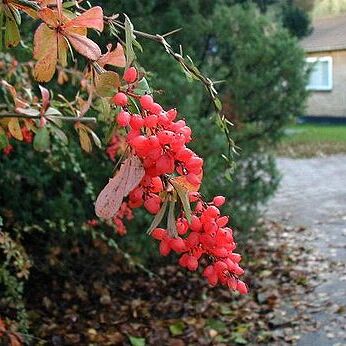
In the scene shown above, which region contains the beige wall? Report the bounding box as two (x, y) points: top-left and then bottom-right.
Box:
(306, 50), (346, 117)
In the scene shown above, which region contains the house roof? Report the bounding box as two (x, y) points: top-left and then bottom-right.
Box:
(301, 14), (346, 53)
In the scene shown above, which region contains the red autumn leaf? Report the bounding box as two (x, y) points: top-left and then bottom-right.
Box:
(97, 43), (126, 68)
(65, 33), (101, 61)
(95, 156), (145, 219)
(39, 85), (50, 113)
(33, 4), (104, 82)
(63, 6), (104, 32)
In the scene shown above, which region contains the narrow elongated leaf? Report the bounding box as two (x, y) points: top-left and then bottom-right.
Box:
(95, 71), (120, 97)
(124, 14), (136, 67)
(95, 156), (145, 219)
(64, 6), (104, 31)
(8, 118), (23, 141)
(39, 85), (50, 112)
(170, 179), (192, 223)
(167, 200), (178, 237)
(57, 33), (68, 66)
(88, 129), (102, 148)
(51, 125), (68, 144)
(16, 108), (40, 116)
(66, 33), (101, 61)
(78, 128), (92, 152)
(147, 200), (168, 235)
(33, 127), (50, 151)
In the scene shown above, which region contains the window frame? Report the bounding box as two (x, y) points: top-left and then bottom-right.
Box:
(306, 56), (333, 91)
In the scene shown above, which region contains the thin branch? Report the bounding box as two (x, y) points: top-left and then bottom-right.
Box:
(0, 113), (96, 123)
(111, 20), (218, 101)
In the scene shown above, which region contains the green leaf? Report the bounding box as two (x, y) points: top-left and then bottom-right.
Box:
(0, 127), (9, 150)
(167, 200), (178, 237)
(170, 180), (192, 223)
(5, 16), (20, 48)
(88, 128), (102, 148)
(214, 97), (222, 111)
(169, 321), (185, 336)
(124, 14), (136, 67)
(33, 127), (50, 152)
(51, 126), (68, 145)
(128, 336), (145, 346)
(146, 199), (168, 234)
(134, 78), (151, 96)
(207, 319), (227, 332)
(96, 71), (120, 97)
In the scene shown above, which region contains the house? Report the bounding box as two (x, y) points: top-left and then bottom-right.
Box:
(301, 14), (346, 118)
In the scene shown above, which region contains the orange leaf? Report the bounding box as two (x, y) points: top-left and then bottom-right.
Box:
(57, 33), (68, 67)
(33, 24), (58, 82)
(98, 43), (126, 68)
(95, 156), (145, 219)
(65, 33), (101, 61)
(33, 46), (58, 82)
(170, 172), (203, 193)
(64, 6), (104, 32)
(37, 8), (59, 28)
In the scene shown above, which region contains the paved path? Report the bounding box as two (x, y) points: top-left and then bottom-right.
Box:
(267, 155), (346, 346)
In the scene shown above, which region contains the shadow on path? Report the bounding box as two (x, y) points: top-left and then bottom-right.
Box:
(267, 155), (346, 346)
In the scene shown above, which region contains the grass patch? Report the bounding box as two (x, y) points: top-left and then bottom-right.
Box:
(277, 124), (346, 158)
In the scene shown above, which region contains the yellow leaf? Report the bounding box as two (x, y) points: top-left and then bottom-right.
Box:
(95, 71), (120, 97)
(8, 118), (23, 141)
(78, 128), (92, 153)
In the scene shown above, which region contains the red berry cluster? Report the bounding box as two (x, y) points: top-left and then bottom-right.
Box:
(151, 195), (247, 294)
(107, 67), (247, 293)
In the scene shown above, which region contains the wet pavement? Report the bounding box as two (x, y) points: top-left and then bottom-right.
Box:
(267, 155), (346, 346)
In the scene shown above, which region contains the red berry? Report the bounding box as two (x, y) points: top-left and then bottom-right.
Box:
(140, 95), (154, 110)
(151, 228), (167, 240)
(113, 92), (128, 106)
(167, 108), (177, 121)
(204, 206), (220, 219)
(116, 111), (130, 126)
(189, 215), (202, 232)
(159, 239), (171, 256)
(144, 194), (161, 214)
(123, 67), (137, 83)
(129, 114), (144, 130)
(236, 281), (248, 294)
(149, 102), (163, 114)
(176, 218), (189, 235)
(186, 256), (198, 271)
(144, 114), (158, 128)
(216, 216), (229, 227)
(170, 237), (186, 252)
(213, 196), (226, 207)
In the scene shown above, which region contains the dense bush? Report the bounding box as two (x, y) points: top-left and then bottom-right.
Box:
(0, 1), (308, 331)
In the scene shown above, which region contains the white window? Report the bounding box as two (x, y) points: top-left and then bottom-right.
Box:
(306, 56), (333, 91)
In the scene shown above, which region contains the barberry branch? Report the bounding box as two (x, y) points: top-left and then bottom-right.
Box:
(0, 113), (97, 123)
